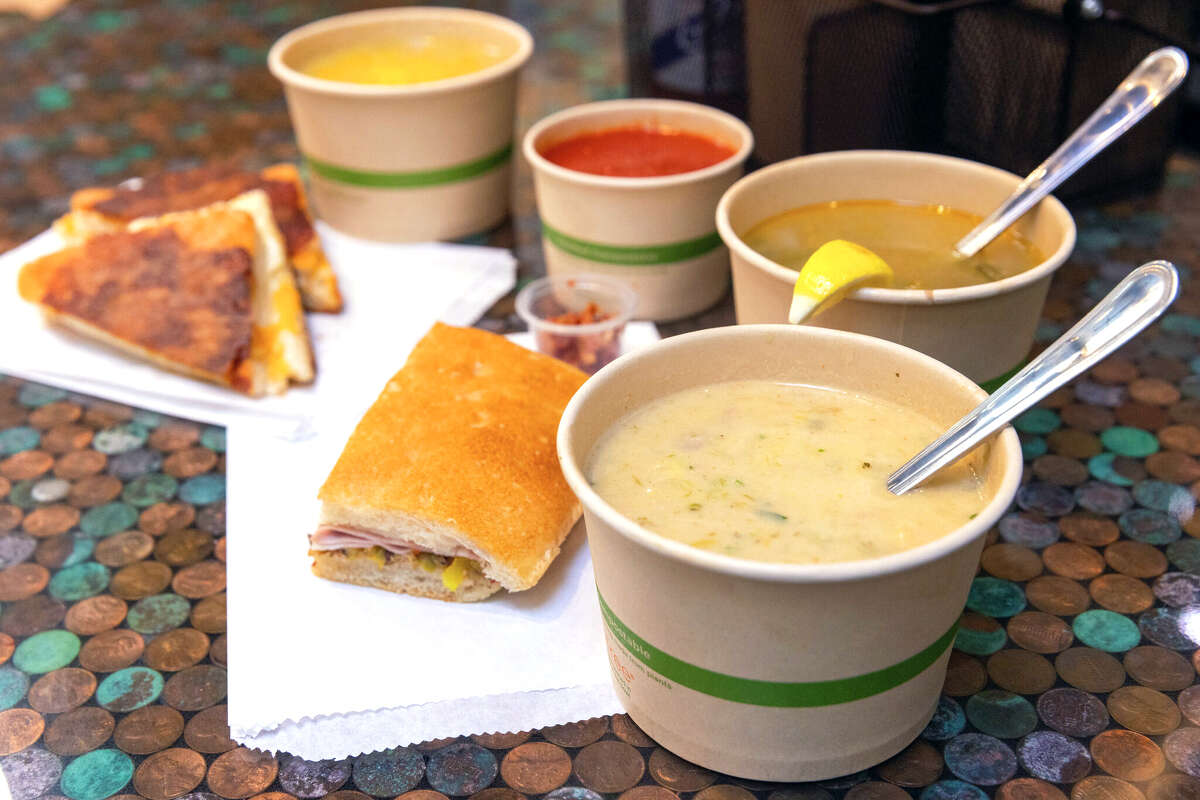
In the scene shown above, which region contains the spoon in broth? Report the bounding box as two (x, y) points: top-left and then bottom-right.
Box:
(887, 260), (1179, 496)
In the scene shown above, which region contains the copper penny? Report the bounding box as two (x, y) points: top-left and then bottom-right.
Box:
(1116, 403), (1170, 431)
(1056, 647), (1127, 692)
(618, 788), (677, 800)
(207, 747), (280, 799)
(396, 792), (450, 800)
(648, 747), (717, 791)
(1106, 540), (1168, 577)
(110, 560), (172, 600)
(574, 740), (646, 793)
(1048, 429), (1103, 460)
(149, 424), (201, 452)
(1089, 574), (1155, 614)
(94, 530), (155, 568)
(499, 742), (572, 794)
(844, 784), (910, 800)
(998, 778), (1067, 800)
(1131, 377), (1182, 406)
(210, 633), (228, 667)
(1, 450), (54, 481)
(1140, 356), (1189, 382)
(0, 476), (8, 498)
(28, 667), (96, 712)
(416, 737), (461, 752)
(163, 664), (227, 710)
(78, 628), (144, 672)
(943, 650), (988, 696)
(612, 714), (657, 747)
(1092, 359), (1138, 384)
(172, 560), (226, 598)
(139, 502), (195, 536)
(1091, 729), (1165, 782)
(68, 474), (123, 508)
(1033, 455), (1089, 486)
(65, 595), (127, 635)
(164, 447), (219, 479)
(1173, 399), (1200, 426)
(469, 792), (519, 800)
(184, 705), (235, 754)
(0, 562), (49, 601)
(1026, 575), (1091, 615)
(1062, 404), (1115, 432)
(44, 425), (95, 456)
(191, 593), (227, 633)
(52, 448), (104, 479)
(1160, 425), (1200, 456)
(215, 536), (226, 562)
(696, 786), (759, 800)
(1, 594), (66, 636)
(28, 402), (81, 429)
(0, 504), (21, 532)
(1124, 646), (1195, 691)
(44, 706), (115, 756)
(113, 704), (185, 755)
(0, 708), (45, 755)
(134, 747), (207, 800)
(1146, 451), (1200, 484)
(1165, 728), (1200, 777)
(144, 628), (210, 672)
(1008, 611), (1075, 653)
(875, 739), (942, 787)
(981, 544), (1043, 581)
(156, 529), (214, 566)
(21, 504), (80, 537)
(84, 402), (133, 427)
(1043, 542), (1105, 579)
(542, 717), (609, 748)
(1060, 514), (1121, 547)
(1147, 774), (1200, 800)
(1107, 686), (1182, 736)
(1180, 686), (1200, 729)
(470, 731), (531, 749)
(34, 534), (74, 569)
(987, 649), (1057, 694)
(0, 633), (13, 663)
(1071, 776), (1144, 800)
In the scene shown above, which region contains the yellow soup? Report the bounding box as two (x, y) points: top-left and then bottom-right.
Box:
(299, 33), (516, 85)
(742, 200), (1043, 290)
(587, 380), (984, 564)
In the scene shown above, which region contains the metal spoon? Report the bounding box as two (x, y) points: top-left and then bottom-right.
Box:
(887, 260), (1179, 495)
(953, 47), (1188, 259)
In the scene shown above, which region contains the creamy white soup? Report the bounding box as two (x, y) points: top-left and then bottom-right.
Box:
(587, 380), (985, 564)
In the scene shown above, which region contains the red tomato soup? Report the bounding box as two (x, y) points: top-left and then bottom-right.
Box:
(540, 125), (736, 177)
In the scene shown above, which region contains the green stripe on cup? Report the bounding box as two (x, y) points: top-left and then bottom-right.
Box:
(598, 592), (956, 708)
(542, 221), (722, 266)
(979, 359), (1028, 394)
(304, 142), (512, 188)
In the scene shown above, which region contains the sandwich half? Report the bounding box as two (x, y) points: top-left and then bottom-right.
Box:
(310, 323), (589, 601)
(54, 162), (343, 313)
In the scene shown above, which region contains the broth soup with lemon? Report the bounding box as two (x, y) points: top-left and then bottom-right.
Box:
(587, 380), (985, 564)
(299, 31), (517, 85)
(742, 200), (1042, 290)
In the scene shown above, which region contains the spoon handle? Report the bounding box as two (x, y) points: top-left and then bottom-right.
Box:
(953, 47), (1189, 258)
(887, 261), (1179, 495)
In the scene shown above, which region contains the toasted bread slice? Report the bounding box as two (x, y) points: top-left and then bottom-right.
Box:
(55, 162), (342, 313)
(20, 209), (266, 395)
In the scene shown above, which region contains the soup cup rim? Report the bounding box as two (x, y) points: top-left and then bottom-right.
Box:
(715, 150), (1077, 305)
(267, 6), (534, 98)
(523, 98), (755, 189)
(557, 324), (1024, 584)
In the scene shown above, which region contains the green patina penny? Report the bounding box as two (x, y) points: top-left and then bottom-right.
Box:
(1015, 408), (1061, 435)
(179, 473), (225, 505)
(0, 426), (40, 455)
(13, 629), (81, 674)
(1119, 508), (1182, 545)
(92, 423), (149, 455)
(955, 624), (1007, 656)
(1100, 426), (1159, 458)
(131, 409), (162, 429)
(200, 427), (226, 453)
(966, 578), (1027, 618)
(1073, 609), (1141, 652)
(0, 665), (30, 709)
(1167, 539), (1200, 574)
(965, 690), (1038, 739)
(60, 748), (133, 800)
(127, 593), (191, 634)
(1163, 313), (1200, 337)
(121, 473), (178, 507)
(1021, 436), (1048, 461)
(1133, 480), (1195, 517)
(96, 666), (163, 711)
(62, 535), (95, 567)
(80, 502), (138, 537)
(1088, 453), (1135, 487)
(8, 479), (37, 509)
(17, 384), (67, 407)
(48, 562), (111, 601)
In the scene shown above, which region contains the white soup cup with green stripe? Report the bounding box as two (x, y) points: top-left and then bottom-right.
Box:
(268, 7), (532, 242)
(524, 99), (753, 321)
(717, 151), (1076, 390)
(558, 324), (1022, 780)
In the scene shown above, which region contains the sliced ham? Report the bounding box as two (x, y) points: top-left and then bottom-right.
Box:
(309, 526), (480, 560)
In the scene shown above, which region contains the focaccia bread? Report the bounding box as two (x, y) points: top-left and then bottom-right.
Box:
(310, 323), (589, 601)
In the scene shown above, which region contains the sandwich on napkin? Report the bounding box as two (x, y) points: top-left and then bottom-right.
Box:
(54, 162), (342, 313)
(310, 323), (588, 601)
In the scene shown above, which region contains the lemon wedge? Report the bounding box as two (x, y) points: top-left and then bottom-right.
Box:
(789, 240), (894, 324)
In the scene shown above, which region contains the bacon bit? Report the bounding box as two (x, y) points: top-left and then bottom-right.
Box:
(536, 302), (623, 374)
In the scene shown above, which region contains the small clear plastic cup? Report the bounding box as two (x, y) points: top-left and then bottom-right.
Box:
(515, 274), (637, 374)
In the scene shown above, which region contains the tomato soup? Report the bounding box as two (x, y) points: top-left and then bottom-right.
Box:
(541, 126), (736, 178)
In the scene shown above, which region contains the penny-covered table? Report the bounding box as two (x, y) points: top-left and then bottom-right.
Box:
(4, 1), (1200, 800)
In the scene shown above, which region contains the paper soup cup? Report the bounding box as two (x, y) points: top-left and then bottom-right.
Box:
(524, 99), (753, 321)
(269, 7), (533, 242)
(716, 151), (1076, 388)
(558, 325), (1022, 781)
